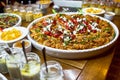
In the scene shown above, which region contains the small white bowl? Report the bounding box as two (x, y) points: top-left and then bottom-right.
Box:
(0, 27), (28, 44)
(104, 12), (115, 21)
(13, 39), (32, 53)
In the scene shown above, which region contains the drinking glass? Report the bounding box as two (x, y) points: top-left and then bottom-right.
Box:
(33, 8), (43, 20)
(25, 7), (33, 22)
(40, 61), (64, 80)
(6, 48), (25, 80)
(0, 43), (9, 74)
(20, 52), (41, 80)
(82, 0), (90, 8)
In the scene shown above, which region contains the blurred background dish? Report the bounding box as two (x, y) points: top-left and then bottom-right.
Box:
(82, 7), (105, 15)
(0, 13), (21, 30)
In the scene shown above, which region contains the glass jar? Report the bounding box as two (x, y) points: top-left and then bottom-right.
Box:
(25, 7), (33, 22)
(12, 5), (19, 14)
(4, 5), (12, 13)
(115, 3), (120, 15)
(82, 0), (91, 8)
(6, 48), (25, 80)
(105, 1), (115, 12)
(98, 0), (106, 9)
(20, 52), (41, 80)
(0, 43), (9, 74)
(40, 61), (64, 80)
(33, 8), (43, 20)
(90, 0), (98, 8)
(19, 7), (26, 21)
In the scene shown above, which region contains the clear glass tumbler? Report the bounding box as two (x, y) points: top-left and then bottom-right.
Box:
(0, 43), (9, 74)
(20, 52), (41, 80)
(6, 48), (25, 80)
(40, 60), (64, 80)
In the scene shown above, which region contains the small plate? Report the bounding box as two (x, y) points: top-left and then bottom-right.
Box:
(0, 27), (28, 44)
(82, 7), (105, 15)
(0, 73), (8, 80)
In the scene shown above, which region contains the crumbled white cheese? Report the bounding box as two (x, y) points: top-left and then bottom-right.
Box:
(58, 25), (63, 32)
(82, 18), (86, 21)
(46, 19), (53, 24)
(76, 25), (84, 31)
(43, 24), (52, 31)
(63, 30), (69, 34)
(68, 20), (74, 27)
(60, 16), (67, 21)
(77, 18), (82, 22)
(64, 36), (70, 42)
(73, 30), (77, 35)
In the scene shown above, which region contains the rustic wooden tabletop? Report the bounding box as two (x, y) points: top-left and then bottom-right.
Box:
(3, 4), (120, 80)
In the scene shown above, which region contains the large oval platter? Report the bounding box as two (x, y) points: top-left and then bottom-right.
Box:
(27, 12), (119, 59)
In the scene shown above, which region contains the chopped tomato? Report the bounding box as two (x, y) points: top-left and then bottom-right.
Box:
(42, 20), (48, 26)
(71, 19), (78, 25)
(88, 25), (92, 30)
(83, 21), (88, 25)
(59, 35), (64, 40)
(79, 28), (87, 33)
(53, 31), (62, 38)
(70, 34), (76, 39)
(58, 18), (66, 24)
(92, 30), (97, 33)
(52, 20), (56, 25)
(44, 31), (52, 36)
(0, 27), (3, 31)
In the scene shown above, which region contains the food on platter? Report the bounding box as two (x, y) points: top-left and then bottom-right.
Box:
(29, 14), (115, 50)
(0, 14), (20, 30)
(82, 7), (105, 15)
(0, 28), (21, 41)
(0, 27), (28, 43)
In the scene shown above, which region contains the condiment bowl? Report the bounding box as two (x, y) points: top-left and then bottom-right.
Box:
(104, 12), (115, 21)
(13, 39), (32, 53)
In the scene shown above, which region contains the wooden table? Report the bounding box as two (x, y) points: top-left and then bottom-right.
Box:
(4, 10), (120, 80)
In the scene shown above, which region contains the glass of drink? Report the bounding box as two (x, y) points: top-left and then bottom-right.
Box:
(40, 61), (64, 80)
(40, 0), (50, 4)
(25, 7), (33, 22)
(6, 48), (25, 80)
(0, 43), (9, 74)
(20, 52), (41, 80)
(33, 8), (43, 20)
(82, 0), (91, 8)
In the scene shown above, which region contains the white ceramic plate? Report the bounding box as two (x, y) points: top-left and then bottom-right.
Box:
(0, 73), (8, 80)
(27, 13), (119, 59)
(82, 7), (105, 15)
(0, 27), (28, 44)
